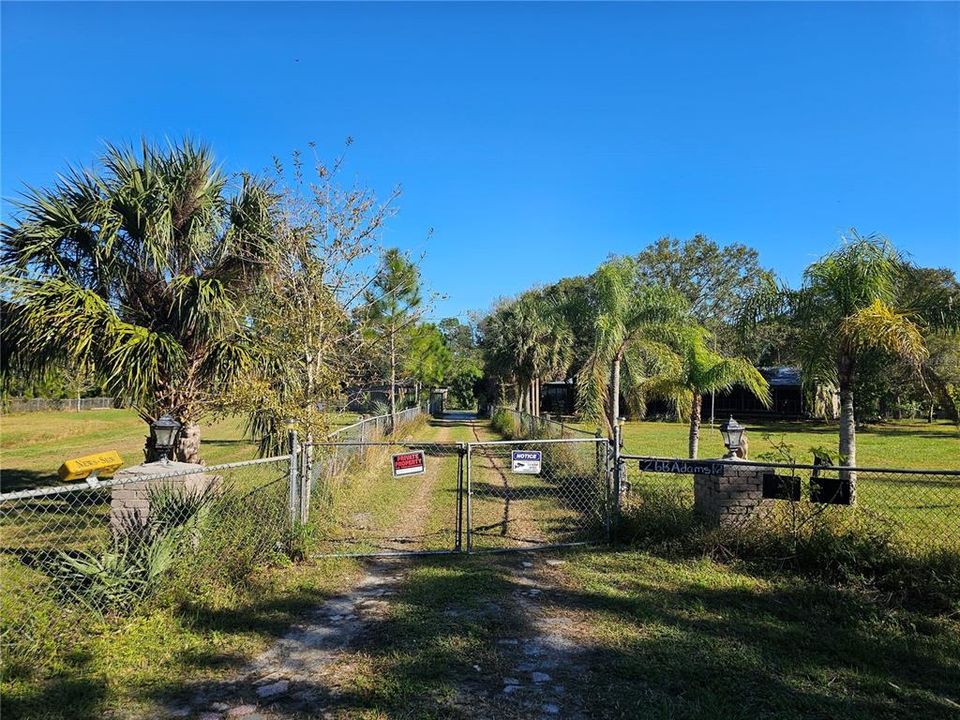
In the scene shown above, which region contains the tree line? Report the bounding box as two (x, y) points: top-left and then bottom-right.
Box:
(0, 139), (480, 462)
(2, 138), (957, 473)
(478, 232), (960, 469)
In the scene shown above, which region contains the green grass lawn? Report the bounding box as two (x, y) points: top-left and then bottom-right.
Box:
(0, 408), (361, 492)
(583, 418), (960, 470)
(2, 557), (365, 720)
(3, 414), (958, 719)
(324, 550), (960, 720)
(593, 419), (960, 553)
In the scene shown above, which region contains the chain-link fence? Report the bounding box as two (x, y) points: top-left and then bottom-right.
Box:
(0, 457), (291, 662)
(467, 438), (612, 551)
(618, 455), (960, 555)
(498, 407), (600, 440)
(2, 396), (117, 413)
(308, 405), (426, 481)
(306, 440), (464, 556)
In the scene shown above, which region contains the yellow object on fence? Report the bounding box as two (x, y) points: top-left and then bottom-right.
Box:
(57, 451), (124, 481)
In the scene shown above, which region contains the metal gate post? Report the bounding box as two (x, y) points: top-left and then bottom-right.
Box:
(455, 443), (466, 552)
(288, 429), (300, 526)
(466, 443), (473, 553)
(299, 443), (310, 524)
(611, 423), (622, 537)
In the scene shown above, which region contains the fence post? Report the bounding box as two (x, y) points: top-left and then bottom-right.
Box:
(466, 444), (473, 553)
(455, 443), (466, 552)
(299, 442), (309, 524)
(611, 423), (622, 539)
(288, 429), (299, 526)
(360, 419), (366, 461)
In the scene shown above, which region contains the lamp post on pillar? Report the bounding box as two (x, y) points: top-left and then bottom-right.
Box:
(719, 416), (746, 459)
(151, 414), (181, 464)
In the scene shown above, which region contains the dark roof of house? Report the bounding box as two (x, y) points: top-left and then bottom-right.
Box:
(544, 369), (801, 389)
(759, 367), (801, 387)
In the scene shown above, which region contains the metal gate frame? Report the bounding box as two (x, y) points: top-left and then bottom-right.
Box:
(302, 439), (467, 558)
(465, 437), (614, 554)
(298, 436), (616, 558)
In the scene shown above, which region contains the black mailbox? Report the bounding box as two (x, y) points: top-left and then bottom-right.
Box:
(810, 477), (851, 505)
(762, 473), (801, 501)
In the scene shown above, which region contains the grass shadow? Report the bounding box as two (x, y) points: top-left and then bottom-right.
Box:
(0, 469), (62, 493)
(140, 551), (959, 720)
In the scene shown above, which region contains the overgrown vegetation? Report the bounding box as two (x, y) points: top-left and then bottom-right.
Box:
(50, 483), (217, 613)
(2, 475), (293, 683)
(489, 406), (519, 438)
(616, 487), (960, 613)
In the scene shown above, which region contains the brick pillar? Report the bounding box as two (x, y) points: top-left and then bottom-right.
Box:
(110, 461), (214, 534)
(694, 460), (767, 526)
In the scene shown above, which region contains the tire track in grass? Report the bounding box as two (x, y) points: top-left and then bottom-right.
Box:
(377, 420), (456, 552)
(318, 418), (455, 555)
(470, 421), (547, 549)
(159, 418), (459, 719)
(159, 416), (588, 719)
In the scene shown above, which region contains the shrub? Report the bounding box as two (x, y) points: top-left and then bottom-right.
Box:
(490, 407), (518, 439)
(165, 480), (288, 603)
(49, 482), (217, 613)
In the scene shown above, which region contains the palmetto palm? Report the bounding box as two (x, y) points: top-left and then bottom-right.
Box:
(644, 328), (770, 458)
(795, 233), (927, 497)
(577, 258), (688, 438)
(2, 140), (277, 462)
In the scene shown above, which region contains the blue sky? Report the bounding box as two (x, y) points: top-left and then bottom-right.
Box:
(2, 1), (958, 320)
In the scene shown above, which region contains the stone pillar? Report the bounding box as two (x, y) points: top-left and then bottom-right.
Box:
(694, 460), (768, 526)
(110, 461), (214, 534)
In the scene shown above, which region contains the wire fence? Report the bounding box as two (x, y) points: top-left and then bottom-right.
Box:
(306, 405), (427, 484)
(497, 407), (601, 440)
(306, 440), (464, 556)
(2, 396), (117, 413)
(618, 455), (960, 555)
(0, 404), (431, 669)
(0, 457), (291, 664)
(467, 438), (612, 552)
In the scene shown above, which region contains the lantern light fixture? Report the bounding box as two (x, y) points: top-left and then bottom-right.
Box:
(151, 414), (181, 464)
(719, 416), (745, 458)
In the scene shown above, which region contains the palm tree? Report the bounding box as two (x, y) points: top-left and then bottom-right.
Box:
(577, 258), (688, 437)
(795, 233), (928, 498)
(644, 328), (770, 458)
(514, 291), (574, 416)
(2, 140), (277, 462)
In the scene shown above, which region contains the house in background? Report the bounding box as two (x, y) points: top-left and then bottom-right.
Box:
(343, 382), (418, 413)
(536, 367), (812, 421)
(541, 379), (577, 416)
(712, 367), (805, 418)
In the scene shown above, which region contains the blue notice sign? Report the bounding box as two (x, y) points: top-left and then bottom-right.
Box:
(511, 450), (542, 474)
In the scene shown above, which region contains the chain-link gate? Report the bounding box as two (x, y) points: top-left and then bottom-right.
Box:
(304, 441), (467, 556)
(466, 438), (613, 552)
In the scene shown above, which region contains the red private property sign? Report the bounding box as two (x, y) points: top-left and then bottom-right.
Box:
(392, 450), (426, 477)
